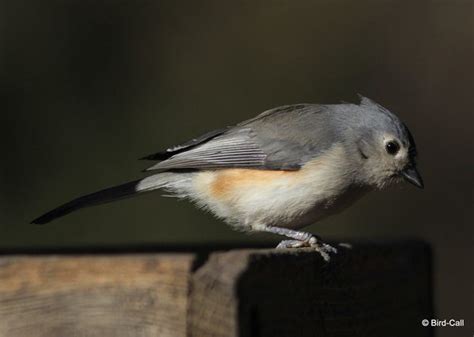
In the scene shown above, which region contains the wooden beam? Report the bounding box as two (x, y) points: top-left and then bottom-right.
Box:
(0, 241), (432, 337)
(0, 254), (194, 337)
(189, 242), (433, 337)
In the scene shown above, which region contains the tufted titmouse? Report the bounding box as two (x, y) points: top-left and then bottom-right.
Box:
(32, 96), (423, 261)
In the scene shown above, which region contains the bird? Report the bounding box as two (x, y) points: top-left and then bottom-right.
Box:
(32, 96), (423, 261)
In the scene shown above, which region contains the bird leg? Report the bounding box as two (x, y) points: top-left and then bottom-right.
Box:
(253, 224), (338, 261)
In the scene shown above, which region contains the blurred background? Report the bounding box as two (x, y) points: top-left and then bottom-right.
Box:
(0, 0), (472, 335)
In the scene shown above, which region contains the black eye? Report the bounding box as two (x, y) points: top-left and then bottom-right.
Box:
(385, 141), (400, 155)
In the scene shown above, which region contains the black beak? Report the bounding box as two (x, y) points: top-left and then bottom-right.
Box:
(401, 166), (424, 189)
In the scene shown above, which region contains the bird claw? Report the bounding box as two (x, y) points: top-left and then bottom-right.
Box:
(276, 236), (338, 262)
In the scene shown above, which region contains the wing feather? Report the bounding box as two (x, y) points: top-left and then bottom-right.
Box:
(145, 128), (267, 171)
(144, 104), (336, 172)
(140, 127), (228, 161)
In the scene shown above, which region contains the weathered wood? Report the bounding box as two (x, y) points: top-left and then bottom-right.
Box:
(0, 254), (194, 337)
(0, 242), (432, 337)
(188, 242), (433, 337)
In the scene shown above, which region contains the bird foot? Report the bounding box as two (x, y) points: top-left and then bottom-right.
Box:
(276, 236), (338, 262)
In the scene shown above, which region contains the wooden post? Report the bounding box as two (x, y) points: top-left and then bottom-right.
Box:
(189, 242), (433, 337)
(0, 242), (432, 337)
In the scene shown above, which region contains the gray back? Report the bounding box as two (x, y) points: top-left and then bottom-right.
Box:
(145, 97), (414, 171)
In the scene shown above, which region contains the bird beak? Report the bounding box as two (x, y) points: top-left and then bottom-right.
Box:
(400, 165), (424, 189)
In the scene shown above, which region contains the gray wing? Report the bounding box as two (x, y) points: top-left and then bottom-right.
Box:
(145, 127), (268, 171)
(145, 104), (338, 171)
(140, 127), (229, 161)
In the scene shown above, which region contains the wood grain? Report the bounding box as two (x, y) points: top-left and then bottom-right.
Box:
(0, 242), (433, 337)
(0, 254), (194, 337)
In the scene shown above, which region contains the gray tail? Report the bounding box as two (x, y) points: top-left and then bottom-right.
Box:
(31, 175), (168, 225)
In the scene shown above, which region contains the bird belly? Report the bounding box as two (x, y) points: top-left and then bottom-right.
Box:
(189, 146), (363, 230)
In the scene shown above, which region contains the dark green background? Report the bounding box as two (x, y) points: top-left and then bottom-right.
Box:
(1, 1), (472, 335)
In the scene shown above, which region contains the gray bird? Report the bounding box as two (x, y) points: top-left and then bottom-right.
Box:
(32, 96), (423, 261)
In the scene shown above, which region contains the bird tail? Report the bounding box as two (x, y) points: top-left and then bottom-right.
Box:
(31, 173), (181, 225)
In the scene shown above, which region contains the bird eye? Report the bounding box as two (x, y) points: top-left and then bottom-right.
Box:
(385, 141), (400, 155)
